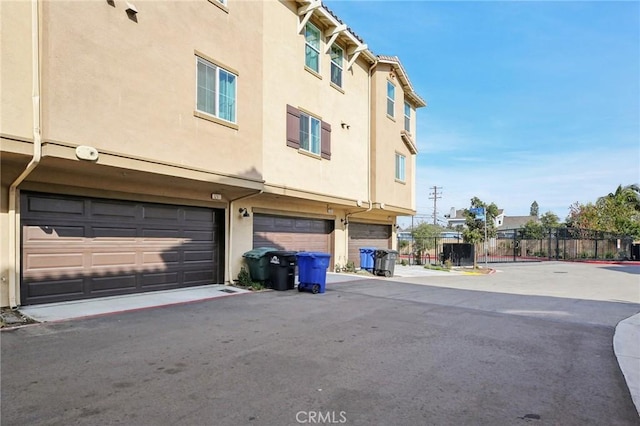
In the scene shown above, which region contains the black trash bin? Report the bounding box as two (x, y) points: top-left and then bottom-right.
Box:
(242, 247), (276, 282)
(374, 249), (398, 277)
(266, 251), (297, 291)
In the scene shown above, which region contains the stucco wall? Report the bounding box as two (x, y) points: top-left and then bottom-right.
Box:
(39, 0), (264, 179)
(1, 1), (34, 140)
(261, 1), (370, 203)
(371, 64), (415, 211)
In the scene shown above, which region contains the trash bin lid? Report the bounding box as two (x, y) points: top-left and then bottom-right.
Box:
(266, 250), (298, 256)
(296, 251), (331, 258)
(242, 247), (277, 259)
(359, 247), (377, 252)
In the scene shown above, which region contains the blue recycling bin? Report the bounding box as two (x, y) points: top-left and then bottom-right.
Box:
(296, 252), (331, 294)
(359, 247), (376, 272)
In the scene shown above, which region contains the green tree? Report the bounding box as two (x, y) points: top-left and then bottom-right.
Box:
(530, 201), (539, 217)
(596, 184), (640, 237)
(521, 220), (544, 240)
(566, 184), (640, 238)
(566, 201), (600, 230)
(462, 197), (499, 267)
(539, 211), (560, 233)
(411, 223), (444, 264)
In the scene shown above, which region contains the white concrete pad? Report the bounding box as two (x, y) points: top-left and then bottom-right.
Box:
(615, 313), (640, 415)
(20, 285), (249, 323)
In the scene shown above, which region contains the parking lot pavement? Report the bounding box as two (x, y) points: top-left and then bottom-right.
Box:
(2, 262), (639, 425)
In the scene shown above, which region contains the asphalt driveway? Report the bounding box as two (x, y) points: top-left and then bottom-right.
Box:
(2, 262), (639, 425)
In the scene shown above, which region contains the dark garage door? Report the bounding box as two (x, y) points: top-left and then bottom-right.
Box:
(253, 214), (333, 255)
(21, 192), (224, 305)
(348, 222), (391, 268)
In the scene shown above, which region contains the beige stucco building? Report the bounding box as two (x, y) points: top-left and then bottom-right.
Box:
(0, 0), (426, 307)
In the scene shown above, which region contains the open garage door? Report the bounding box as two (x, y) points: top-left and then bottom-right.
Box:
(348, 222), (392, 268)
(21, 192), (224, 305)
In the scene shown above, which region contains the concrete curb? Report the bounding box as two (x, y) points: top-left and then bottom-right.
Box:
(614, 313), (640, 416)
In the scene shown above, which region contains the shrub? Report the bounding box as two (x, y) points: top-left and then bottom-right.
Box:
(344, 261), (356, 273)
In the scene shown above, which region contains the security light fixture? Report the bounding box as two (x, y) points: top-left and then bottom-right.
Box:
(125, 1), (138, 14)
(239, 208), (250, 218)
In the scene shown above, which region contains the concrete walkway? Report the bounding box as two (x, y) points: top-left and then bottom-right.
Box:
(614, 313), (640, 415)
(18, 284), (250, 323)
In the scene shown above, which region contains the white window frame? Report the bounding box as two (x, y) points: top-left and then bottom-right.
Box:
(330, 44), (344, 88)
(300, 112), (321, 155)
(196, 57), (237, 124)
(404, 102), (411, 132)
(395, 152), (406, 182)
(305, 23), (321, 73)
(387, 81), (395, 117)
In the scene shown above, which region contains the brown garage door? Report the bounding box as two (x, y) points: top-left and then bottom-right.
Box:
(348, 222), (391, 268)
(253, 214), (333, 255)
(21, 192), (224, 305)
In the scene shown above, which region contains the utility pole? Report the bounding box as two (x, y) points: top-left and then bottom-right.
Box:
(428, 186), (443, 225)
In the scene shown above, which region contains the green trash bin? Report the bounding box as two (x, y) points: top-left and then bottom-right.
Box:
(242, 247), (276, 282)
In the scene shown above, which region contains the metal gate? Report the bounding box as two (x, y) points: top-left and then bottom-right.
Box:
(401, 228), (634, 264)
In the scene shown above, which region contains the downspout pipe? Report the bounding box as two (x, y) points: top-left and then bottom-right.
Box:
(8, 0), (42, 308)
(344, 60), (377, 259)
(227, 190), (263, 284)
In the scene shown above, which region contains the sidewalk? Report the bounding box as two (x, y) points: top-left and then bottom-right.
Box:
(614, 313), (640, 415)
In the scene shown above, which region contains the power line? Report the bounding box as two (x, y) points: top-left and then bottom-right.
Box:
(428, 186), (443, 225)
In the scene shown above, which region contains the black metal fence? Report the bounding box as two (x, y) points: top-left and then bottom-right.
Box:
(400, 228), (636, 265)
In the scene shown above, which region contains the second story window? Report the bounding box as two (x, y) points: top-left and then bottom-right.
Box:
(387, 81), (395, 117)
(404, 102), (411, 131)
(300, 112), (321, 155)
(330, 45), (343, 87)
(395, 153), (406, 181)
(305, 23), (321, 73)
(196, 57), (237, 123)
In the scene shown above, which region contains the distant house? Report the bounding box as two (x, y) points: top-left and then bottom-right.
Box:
(446, 208), (505, 228)
(496, 215), (539, 238)
(499, 215), (538, 229)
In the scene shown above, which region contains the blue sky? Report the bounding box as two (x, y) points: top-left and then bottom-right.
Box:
(324, 0), (640, 225)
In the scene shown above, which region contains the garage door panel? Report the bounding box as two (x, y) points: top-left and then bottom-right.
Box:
(184, 230), (214, 242)
(28, 196), (85, 216)
(142, 228), (181, 239)
(143, 205), (181, 221)
(21, 192), (223, 305)
(92, 227), (138, 239)
(184, 250), (213, 262)
(91, 275), (137, 292)
(185, 209), (215, 223)
(24, 225), (85, 241)
(142, 272), (180, 287)
(91, 201), (137, 219)
(91, 252), (137, 267)
(25, 252), (84, 271)
(28, 279), (84, 298)
(144, 250), (179, 265)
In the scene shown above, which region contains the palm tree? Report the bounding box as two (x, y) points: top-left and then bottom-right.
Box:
(597, 184), (640, 237)
(599, 184), (640, 212)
